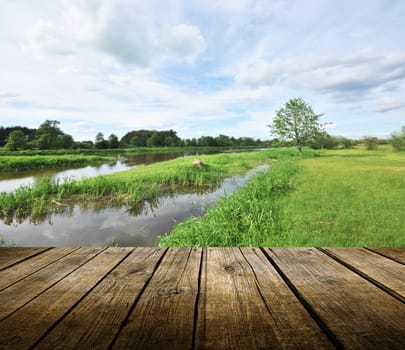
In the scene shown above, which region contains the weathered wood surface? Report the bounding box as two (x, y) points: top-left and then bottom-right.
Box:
(0, 247), (404, 350)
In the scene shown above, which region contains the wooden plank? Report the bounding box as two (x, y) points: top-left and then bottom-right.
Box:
(0, 247), (79, 292)
(0, 247), (132, 350)
(0, 247), (104, 321)
(36, 247), (166, 350)
(368, 247), (405, 264)
(112, 248), (201, 350)
(265, 247), (405, 350)
(0, 247), (49, 271)
(321, 247), (405, 300)
(195, 248), (333, 350)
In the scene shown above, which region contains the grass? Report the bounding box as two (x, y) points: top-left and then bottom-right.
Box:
(0, 148), (299, 222)
(277, 148), (405, 246)
(159, 147), (405, 247)
(0, 155), (111, 173)
(159, 160), (299, 246)
(0, 146), (262, 157)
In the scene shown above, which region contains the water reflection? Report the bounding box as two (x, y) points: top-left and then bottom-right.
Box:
(0, 151), (222, 193)
(0, 165), (268, 247)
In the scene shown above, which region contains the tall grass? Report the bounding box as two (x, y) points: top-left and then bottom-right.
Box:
(160, 148), (405, 247)
(0, 155), (110, 173)
(0, 149), (300, 222)
(159, 160), (298, 246)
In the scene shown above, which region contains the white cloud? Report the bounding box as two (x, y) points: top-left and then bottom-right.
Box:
(23, 20), (75, 56)
(235, 50), (405, 101)
(161, 24), (205, 62)
(374, 97), (405, 113)
(23, 0), (205, 66)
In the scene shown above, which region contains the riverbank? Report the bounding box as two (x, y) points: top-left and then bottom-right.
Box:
(0, 155), (111, 173)
(0, 146), (262, 157)
(0, 148), (299, 223)
(160, 148), (405, 247)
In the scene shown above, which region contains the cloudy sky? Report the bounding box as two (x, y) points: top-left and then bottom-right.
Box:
(1, 0), (404, 141)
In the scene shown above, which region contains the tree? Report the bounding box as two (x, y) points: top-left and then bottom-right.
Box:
(37, 120), (63, 149)
(95, 132), (108, 149)
(268, 97), (324, 155)
(108, 134), (120, 149)
(363, 136), (379, 150)
(390, 126), (405, 151)
(5, 130), (27, 150)
(56, 134), (74, 149)
(147, 132), (163, 147)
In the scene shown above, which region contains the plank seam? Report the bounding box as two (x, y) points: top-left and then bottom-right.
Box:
(260, 248), (344, 350)
(0, 247), (53, 272)
(365, 247), (404, 266)
(107, 248), (169, 350)
(239, 248), (277, 321)
(317, 248), (405, 304)
(30, 247), (135, 349)
(192, 247), (204, 350)
(0, 247), (81, 293)
(0, 247), (108, 324)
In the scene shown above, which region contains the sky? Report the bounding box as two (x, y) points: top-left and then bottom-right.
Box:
(0, 0), (404, 141)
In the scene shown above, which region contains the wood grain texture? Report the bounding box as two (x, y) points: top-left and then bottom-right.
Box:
(112, 248), (201, 350)
(0, 247), (132, 350)
(0, 247), (403, 349)
(265, 247), (405, 350)
(321, 247), (405, 299)
(195, 247), (334, 349)
(0, 247), (78, 292)
(36, 247), (166, 350)
(0, 247), (48, 271)
(368, 247), (405, 264)
(0, 247), (103, 322)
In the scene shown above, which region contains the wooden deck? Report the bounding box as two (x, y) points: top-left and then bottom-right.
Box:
(0, 247), (404, 349)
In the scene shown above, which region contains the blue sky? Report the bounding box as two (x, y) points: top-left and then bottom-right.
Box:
(1, 0), (404, 141)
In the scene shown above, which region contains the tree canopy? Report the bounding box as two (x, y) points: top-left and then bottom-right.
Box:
(269, 97), (324, 154)
(5, 130), (27, 151)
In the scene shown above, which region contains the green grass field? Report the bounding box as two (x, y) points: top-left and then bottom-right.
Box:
(160, 147), (405, 247)
(278, 148), (405, 246)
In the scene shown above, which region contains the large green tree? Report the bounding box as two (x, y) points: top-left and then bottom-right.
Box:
(5, 130), (27, 150)
(95, 132), (109, 149)
(37, 120), (63, 149)
(108, 134), (120, 149)
(269, 97), (324, 155)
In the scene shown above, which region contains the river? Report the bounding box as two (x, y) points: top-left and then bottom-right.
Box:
(0, 150), (268, 246)
(0, 151), (215, 193)
(0, 165), (268, 247)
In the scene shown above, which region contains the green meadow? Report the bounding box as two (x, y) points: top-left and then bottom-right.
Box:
(160, 147), (405, 247)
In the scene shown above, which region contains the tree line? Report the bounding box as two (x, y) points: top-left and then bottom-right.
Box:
(2, 108), (405, 152)
(0, 120), (268, 151)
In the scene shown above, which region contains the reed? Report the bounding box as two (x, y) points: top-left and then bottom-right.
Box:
(0, 155), (110, 173)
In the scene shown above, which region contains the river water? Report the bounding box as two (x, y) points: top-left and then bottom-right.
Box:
(0, 152), (212, 193)
(0, 150), (268, 246)
(0, 165), (267, 247)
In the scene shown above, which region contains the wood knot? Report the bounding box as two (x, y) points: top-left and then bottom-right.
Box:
(224, 265), (235, 272)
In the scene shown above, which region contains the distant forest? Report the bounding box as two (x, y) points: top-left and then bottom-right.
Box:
(0, 120), (268, 151)
(2, 120), (403, 151)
